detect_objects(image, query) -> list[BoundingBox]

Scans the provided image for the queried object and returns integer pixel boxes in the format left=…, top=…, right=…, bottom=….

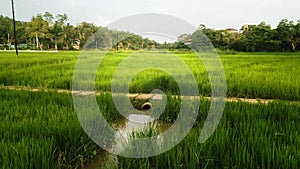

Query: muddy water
left=84, top=114, right=169, bottom=169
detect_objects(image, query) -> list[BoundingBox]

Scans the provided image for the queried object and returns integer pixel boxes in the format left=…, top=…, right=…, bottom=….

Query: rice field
left=0, top=51, right=299, bottom=100
left=0, top=51, right=299, bottom=169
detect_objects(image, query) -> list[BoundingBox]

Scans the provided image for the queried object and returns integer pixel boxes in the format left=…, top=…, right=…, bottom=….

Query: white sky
left=1, top=0, right=300, bottom=30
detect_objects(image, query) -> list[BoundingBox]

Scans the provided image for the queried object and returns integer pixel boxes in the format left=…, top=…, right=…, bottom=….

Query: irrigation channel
left=2, top=85, right=300, bottom=168
left=83, top=113, right=170, bottom=169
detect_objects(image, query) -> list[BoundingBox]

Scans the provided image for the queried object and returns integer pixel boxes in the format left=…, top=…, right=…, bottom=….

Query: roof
left=225, top=28, right=238, bottom=31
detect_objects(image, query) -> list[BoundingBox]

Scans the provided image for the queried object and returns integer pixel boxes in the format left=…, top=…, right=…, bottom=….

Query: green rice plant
left=0, top=51, right=299, bottom=100
left=116, top=100, right=300, bottom=169
left=0, top=51, right=300, bottom=168
left=0, top=89, right=120, bottom=169
left=0, top=88, right=299, bottom=168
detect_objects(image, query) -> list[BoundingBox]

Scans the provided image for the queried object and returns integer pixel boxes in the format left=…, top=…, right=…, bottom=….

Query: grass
left=117, top=100, right=300, bottom=169
left=0, top=51, right=299, bottom=100
left=0, top=89, right=120, bottom=169
left=0, top=88, right=299, bottom=168
left=0, top=51, right=299, bottom=168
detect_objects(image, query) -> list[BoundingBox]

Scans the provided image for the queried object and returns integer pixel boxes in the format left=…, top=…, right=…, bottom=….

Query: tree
left=76, top=22, right=98, bottom=48
left=276, top=19, right=300, bottom=51
left=92, top=27, right=110, bottom=49
left=198, top=24, right=207, bottom=30
left=16, top=21, right=28, bottom=45
left=0, top=15, right=13, bottom=46
left=231, top=22, right=280, bottom=52
left=170, top=41, right=190, bottom=50
left=43, top=12, right=54, bottom=26
left=26, top=13, right=52, bottom=50
left=191, top=30, right=213, bottom=51
left=295, top=20, right=300, bottom=51
left=54, top=14, right=72, bottom=49
left=191, top=25, right=215, bottom=51
left=178, top=33, right=191, bottom=42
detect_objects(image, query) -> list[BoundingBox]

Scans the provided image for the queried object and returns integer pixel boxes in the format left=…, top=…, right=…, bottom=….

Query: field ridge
left=2, top=85, right=299, bottom=105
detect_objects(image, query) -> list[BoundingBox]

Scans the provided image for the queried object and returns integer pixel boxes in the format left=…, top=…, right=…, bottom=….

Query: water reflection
left=84, top=114, right=169, bottom=169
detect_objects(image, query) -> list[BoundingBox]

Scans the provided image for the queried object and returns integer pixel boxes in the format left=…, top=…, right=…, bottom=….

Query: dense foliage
left=190, top=21, right=300, bottom=52
left=0, top=13, right=160, bottom=50
left=1, top=13, right=300, bottom=52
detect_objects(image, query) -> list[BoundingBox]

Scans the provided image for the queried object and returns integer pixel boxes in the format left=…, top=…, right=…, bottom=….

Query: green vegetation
left=0, top=13, right=161, bottom=51
left=0, top=90, right=90, bottom=168
left=0, top=89, right=125, bottom=169
left=118, top=100, right=300, bottom=169
left=189, top=20, right=300, bottom=52
left=0, top=89, right=299, bottom=168
left=0, top=51, right=299, bottom=100
left=1, top=13, right=300, bottom=52
left=0, top=51, right=299, bottom=168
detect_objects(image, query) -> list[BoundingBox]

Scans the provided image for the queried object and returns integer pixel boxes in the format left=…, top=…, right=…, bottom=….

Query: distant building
left=241, top=24, right=250, bottom=32
left=72, top=39, right=80, bottom=50
left=72, top=44, right=80, bottom=50
left=183, top=39, right=192, bottom=45
left=224, top=28, right=239, bottom=33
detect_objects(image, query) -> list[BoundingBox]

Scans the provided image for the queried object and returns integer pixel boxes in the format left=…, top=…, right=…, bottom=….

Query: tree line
left=0, top=12, right=160, bottom=50
left=187, top=20, right=300, bottom=52
left=1, top=12, right=300, bottom=52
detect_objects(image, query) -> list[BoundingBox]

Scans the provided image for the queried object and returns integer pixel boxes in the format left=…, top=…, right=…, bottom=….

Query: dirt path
left=1, top=85, right=298, bottom=104
left=127, top=93, right=276, bottom=104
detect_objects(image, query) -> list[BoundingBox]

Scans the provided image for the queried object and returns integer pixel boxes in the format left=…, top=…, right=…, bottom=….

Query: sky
left=1, top=0, right=300, bottom=30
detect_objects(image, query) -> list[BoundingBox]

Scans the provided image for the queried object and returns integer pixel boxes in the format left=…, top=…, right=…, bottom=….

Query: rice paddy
left=0, top=51, right=299, bottom=100
left=0, top=51, right=299, bottom=168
